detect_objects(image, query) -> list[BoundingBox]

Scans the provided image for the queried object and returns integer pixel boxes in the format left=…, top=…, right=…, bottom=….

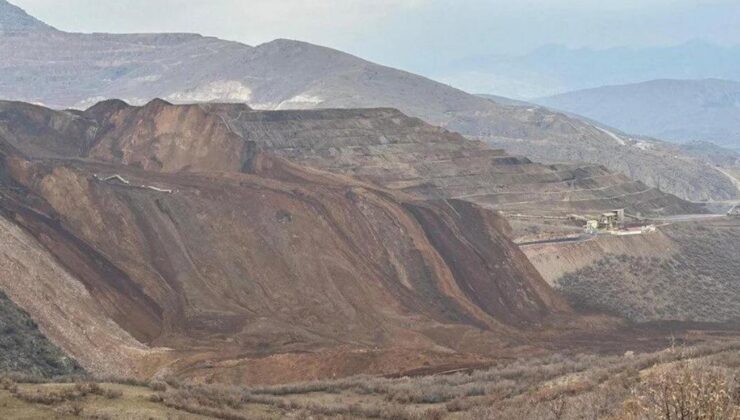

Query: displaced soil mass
left=0, top=99, right=737, bottom=388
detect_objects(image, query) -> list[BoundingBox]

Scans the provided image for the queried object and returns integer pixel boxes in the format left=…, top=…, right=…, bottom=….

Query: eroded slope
left=0, top=99, right=580, bottom=383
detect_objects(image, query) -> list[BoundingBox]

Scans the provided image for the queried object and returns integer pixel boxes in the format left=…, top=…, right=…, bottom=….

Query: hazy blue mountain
left=0, top=0, right=55, bottom=33
left=538, top=79, right=740, bottom=151
left=439, top=41, right=740, bottom=99
left=679, top=141, right=740, bottom=167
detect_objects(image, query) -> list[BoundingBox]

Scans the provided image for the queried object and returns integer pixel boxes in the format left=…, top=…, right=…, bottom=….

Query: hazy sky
left=12, top=0, right=740, bottom=74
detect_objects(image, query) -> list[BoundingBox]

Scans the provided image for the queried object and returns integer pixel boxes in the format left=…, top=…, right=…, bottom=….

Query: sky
left=12, top=0, right=740, bottom=75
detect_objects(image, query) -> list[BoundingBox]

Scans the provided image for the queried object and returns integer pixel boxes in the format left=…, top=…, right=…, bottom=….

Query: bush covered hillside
left=0, top=290, right=82, bottom=377
left=556, top=220, right=740, bottom=323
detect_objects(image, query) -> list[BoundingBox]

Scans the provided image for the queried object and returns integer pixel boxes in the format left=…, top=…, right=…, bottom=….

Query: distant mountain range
left=679, top=141, right=740, bottom=167
left=0, top=0, right=736, bottom=201
left=437, top=42, right=740, bottom=99
left=537, top=79, right=740, bottom=151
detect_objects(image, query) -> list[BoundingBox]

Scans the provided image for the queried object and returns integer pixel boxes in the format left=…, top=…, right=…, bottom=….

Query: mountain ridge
left=0, top=1, right=735, bottom=202
left=538, top=78, right=740, bottom=151
left=0, top=0, right=55, bottom=33
left=439, top=41, right=740, bottom=99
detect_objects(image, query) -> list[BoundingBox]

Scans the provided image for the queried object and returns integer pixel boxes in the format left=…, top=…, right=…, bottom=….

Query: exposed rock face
left=0, top=207, right=156, bottom=378
left=0, top=99, right=584, bottom=383
left=86, top=99, right=252, bottom=172
left=0, top=1, right=735, bottom=201
left=62, top=99, right=700, bottom=217
left=2, top=98, right=693, bottom=218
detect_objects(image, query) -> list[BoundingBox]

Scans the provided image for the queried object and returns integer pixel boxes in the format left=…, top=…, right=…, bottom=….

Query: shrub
left=625, top=362, right=738, bottom=420
left=446, top=397, right=470, bottom=412
left=102, top=388, right=123, bottom=399
left=0, top=375, right=15, bottom=390
left=75, top=382, right=102, bottom=396
left=13, top=388, right=80, bottom=405
left=66, top=402, right=84, bottom=416
left=149, top=381, right=167, bottom=392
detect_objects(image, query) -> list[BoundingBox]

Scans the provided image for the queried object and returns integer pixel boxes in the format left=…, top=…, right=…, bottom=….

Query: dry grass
left=138, top=340, right=740, bottom=419
left=7, top=381, right=123, bottom=406
left=2, top=340, right=738, bottom=419
left=623, top=361, right=738, bottom=419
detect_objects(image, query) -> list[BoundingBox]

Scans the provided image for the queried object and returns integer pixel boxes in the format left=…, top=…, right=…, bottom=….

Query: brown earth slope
left=74, top=99, right=697, bottom=218
left=0, top=99, right=588, bottom=384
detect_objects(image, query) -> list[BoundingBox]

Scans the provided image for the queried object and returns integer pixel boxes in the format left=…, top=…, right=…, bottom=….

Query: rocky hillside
left=73, top=99, right=700, bottom=216
left=477, top=98, right=739, bottom=202
left=679, top=141, right=740, bottom=167
left=0, top=1, right=734, bottom=202
left=0, top=99, right=588, bottom=384
left=216, top=105, right=700, bottom=217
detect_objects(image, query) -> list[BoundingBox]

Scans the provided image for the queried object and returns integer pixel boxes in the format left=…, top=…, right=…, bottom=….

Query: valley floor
left=1, top=339, right=738, bottom=419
